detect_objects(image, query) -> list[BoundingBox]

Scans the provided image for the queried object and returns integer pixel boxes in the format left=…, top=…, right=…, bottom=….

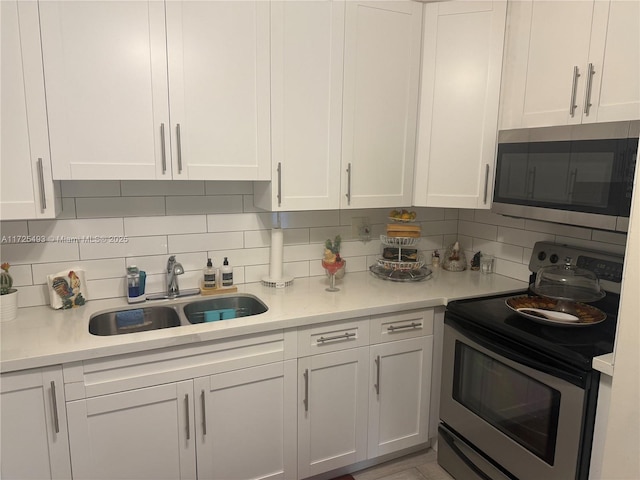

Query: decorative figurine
left=442, top=241, right=467, bottom=272
left=471, top=251, right=482, bottom=271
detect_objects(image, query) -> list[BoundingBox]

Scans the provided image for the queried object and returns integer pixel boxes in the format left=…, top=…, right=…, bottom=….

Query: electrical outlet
left=352, top=217, right=371, bottom=241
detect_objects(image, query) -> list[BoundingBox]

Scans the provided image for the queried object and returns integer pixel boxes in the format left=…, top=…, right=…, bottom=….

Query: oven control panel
left=529, top=241, right=624, bottom=293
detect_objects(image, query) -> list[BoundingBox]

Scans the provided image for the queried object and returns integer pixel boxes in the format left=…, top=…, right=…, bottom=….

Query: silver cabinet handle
left=277, top=162, right=282, bottom=207
left=176, top=124, right=183, bottom=174
left=483, top=164, right=490, bottom=204
left=50, top=381, right=60, bottom=434
left=317, top=332, right=356, bottom=344
left=374, top=355, right=381, bottom=395
left=185, top=394, right=190, bottom=440
left=201, top=390, right=207, bottom=436
left=36, top=158, right=47, bottom=212
left=387, top=322, right=422, bottom=332
left=569, top=66, right=580, bottom=117
left=303, top=369, right=309, bottom=412
left=160, top=123, right=167, bottom=174
left=346, top=163, right=352, bottom=205
left=584, top=63, right=595, bottom=115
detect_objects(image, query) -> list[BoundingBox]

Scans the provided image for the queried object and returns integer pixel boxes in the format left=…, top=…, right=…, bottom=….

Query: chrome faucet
left=167, top=255, right=184, bottom=297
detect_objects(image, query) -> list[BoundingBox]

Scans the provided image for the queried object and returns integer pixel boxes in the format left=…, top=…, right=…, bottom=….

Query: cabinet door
left=195, top=361, right=297, bottom=480
left=414, top=1, right=506, bottom=209
left=39, top=1, right=170, bottom=180
left=1, top=1, right=59, bottom=220
left=1, top=366, right=71, bottom=480
left=166, top=1, right=270, bottom=181
left=341, top=1, right=422, bottom=209
left=298, top=347, right=369, bottom=478
left=500, top=0, right=594, bottom=128
left=368, top=336, right=433, bottom=458
left=254, top=0, right=345, bottom=210
left=585, top=0, right=640, bottom=123
left=66, top=381, right=196, bottom=480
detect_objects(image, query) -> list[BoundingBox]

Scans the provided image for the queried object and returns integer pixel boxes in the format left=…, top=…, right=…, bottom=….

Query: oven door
left=440, top=319, right=589, bottom=480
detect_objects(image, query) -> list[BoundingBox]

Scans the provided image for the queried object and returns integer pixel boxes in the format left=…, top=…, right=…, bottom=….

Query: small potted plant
left=322, top=235, right=345, bottom=292
left=1, top=263, right=18, bottom=322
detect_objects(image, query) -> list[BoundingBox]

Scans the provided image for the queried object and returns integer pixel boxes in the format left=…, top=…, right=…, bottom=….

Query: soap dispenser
left=203, top=258, right=217, bottom=290
left=221, top=257, right=233, bottom=287
left=127, top=266, right=146, bottom=303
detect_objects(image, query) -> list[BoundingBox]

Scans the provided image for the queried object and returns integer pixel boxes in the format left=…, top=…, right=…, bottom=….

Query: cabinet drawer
left=297, top=317, right=370, bottom=356
left=369, top=309, right=434, bottom=344
left=64, top=331, right=286, bottom=400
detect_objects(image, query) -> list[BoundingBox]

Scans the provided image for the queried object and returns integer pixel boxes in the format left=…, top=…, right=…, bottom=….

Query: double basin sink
left=89, top=294, right=268, bottom=336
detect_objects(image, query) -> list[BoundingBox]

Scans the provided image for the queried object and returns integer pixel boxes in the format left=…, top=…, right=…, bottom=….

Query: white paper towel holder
left=261, top=276, right=294, bottom=289
left=262, top=226, right=294, bottom=288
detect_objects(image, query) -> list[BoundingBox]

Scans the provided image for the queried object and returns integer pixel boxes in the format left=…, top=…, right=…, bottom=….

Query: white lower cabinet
left=297, top=347, right=370, bottom=478
left=195, top=361, right=297, bottom=480
left=0, top=366, right=72, bottom=480
left=297, top=309, right=435, bottom=478
left=66, top=381, right=196, bottom=480
left=57, top=310, right=435, bottom=480
left=66, top=363, right=297, bottom=480
left=368, top=336, right=433, bottom=458
left=63, top=331, right=294, bottom=480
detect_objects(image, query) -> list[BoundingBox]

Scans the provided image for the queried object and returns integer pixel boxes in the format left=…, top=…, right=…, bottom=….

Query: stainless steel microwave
left=492, top=121, right=639, bottom=232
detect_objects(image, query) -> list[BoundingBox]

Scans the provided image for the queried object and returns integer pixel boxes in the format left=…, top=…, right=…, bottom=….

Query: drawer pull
left=317, top=332, right=356, bottom=344
left=50, top=381, right=60, bottom=434
left=388, top=322, right=422, bottom=332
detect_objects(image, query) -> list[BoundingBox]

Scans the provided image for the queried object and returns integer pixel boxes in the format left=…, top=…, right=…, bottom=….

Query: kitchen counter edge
left=0, top=270, right=527, bottom=373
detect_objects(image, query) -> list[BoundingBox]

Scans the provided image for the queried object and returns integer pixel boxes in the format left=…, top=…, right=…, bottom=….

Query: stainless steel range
left=438, top=241, right=624, bottom=480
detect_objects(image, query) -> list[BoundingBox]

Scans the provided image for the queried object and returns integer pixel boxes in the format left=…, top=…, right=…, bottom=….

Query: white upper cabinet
left=257, top=0, right=421, bottom=212
left=585, top=0, right=640, bottom=123
left=413, top=1, right=507, bottom=209
left=341, top=1, right=422, bottom=209
left=40, top=1, right=170, bottom=180
left=40, top=0, right=270, bottom=181
left=500, top=0, right=640, bottom=129
left=166, top=1, right=271, bottom=180
left=254, top=0, right=345, bottom=211
left=1, top=1, right=60, bottom=220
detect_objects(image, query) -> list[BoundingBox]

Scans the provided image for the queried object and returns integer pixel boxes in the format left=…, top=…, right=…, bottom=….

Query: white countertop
left=0, top=269, right=527, bottom=373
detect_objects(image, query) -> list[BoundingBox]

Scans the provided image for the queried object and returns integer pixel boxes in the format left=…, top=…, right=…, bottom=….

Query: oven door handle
left=439, top=427, right=496, bottom=480
left=448, top=318, right=587, bottom=387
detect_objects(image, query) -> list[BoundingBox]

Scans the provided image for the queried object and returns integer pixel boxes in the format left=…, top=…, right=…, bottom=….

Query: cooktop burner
left=447, top=291, right=619, bottom=371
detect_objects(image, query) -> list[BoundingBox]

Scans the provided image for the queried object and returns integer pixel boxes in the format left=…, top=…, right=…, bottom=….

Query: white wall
left=597, top=141, right=640, bottom=479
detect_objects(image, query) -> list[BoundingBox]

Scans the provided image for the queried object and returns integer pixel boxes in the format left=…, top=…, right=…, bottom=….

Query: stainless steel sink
left=89, top=306, right=181, bottom=336
left=182, top=294, right=268, bottom=324
left=88, top=294, right=268, bottom=335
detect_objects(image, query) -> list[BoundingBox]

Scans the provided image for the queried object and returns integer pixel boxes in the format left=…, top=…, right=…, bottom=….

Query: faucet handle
left=167, top=255, right=177, bottom=273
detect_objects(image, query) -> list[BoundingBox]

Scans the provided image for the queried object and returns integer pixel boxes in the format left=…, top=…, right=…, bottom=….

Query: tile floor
left=351, top=449, right=454, bottom=480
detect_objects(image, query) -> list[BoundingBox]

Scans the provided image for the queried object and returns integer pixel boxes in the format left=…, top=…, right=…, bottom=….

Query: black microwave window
left=452, top=341, right=561, bottom=465
left=493, top=138, right=629, bottom=216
